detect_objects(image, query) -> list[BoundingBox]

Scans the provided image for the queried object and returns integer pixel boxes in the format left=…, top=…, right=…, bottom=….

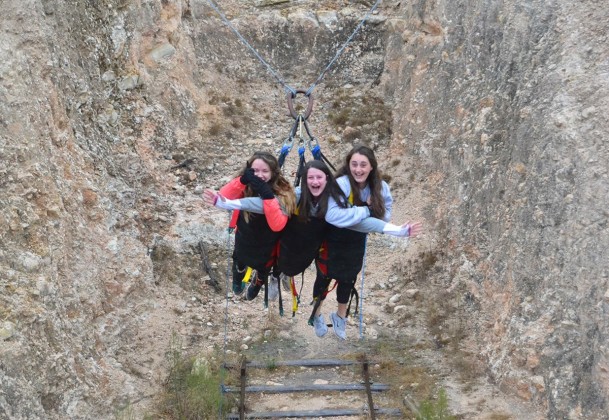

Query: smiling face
left=348, top=152, right=372, bottom=187
left=250, top=158, right=272, bottom=182
left=306, top=167, right=328, bottom=198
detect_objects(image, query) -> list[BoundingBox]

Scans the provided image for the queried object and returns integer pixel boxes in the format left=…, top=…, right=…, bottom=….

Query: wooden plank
left=362, top=359, right=376, bottom=420
left=245, top=358, right=361, bottom=368
left=239, top=357, right=246, bottom=420
left=224, top=383, right=390, bottom=393
left=226, top=407, right=403, bottom=418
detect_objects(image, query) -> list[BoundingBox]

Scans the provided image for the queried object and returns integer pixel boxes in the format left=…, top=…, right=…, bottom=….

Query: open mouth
left=310, top=186, right=322, bottom=195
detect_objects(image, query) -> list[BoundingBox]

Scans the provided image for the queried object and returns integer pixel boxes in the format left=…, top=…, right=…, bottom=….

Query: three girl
left=204, top=146, right=422, bottom=339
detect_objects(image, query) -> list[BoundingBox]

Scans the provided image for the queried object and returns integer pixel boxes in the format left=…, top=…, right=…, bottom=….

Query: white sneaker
left=280, top=273, right=291, bottom=292
left=330, top=312, right=347, bottom=340
left=267, top=275, right=279, bottom=301
left=313, top=315, right=328, bottom=337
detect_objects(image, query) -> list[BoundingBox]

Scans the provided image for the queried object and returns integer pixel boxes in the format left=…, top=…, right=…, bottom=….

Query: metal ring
left=286, top=89, right=314, bottom=120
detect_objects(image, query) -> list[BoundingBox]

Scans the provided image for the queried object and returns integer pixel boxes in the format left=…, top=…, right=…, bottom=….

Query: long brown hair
left=336, top=145, right=386, bottom=218
left=239, top=151, right=296, bottom=219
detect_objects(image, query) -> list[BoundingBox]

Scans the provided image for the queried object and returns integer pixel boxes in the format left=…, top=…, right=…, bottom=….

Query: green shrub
left=416, top=389, right=455, bottom=420
left=159, top=334, right=233, bottom=418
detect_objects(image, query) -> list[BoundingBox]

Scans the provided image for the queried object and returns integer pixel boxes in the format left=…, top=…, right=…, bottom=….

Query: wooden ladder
left=224, top=357, right=402, bottom=419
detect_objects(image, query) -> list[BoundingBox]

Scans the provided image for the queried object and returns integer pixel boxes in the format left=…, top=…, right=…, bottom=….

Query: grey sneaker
left=313, top=314, right=328, bottom=337
left=280, top=273, right=291, bottom=292
left=268, top=275, right=279, bottom=301
left=330, top=312, right=347, bottom=340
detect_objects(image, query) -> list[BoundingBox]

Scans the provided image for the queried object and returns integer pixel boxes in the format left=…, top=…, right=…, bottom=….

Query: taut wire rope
left=204, top=0, right=383, bottom=96
left=219, top=211, right=233, bottom=419
left=358, top=236, right=368, bottom=340
left=204, top=0, right=295, bottom=95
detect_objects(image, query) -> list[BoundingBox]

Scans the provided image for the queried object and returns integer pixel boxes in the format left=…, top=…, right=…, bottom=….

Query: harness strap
left=242, top=266, right=253, bottom=284
left=290, top=276, right=298, bottom=316
left=277, top=274, right=283, bottom=316
left=263, top=275, right=268, bottom=309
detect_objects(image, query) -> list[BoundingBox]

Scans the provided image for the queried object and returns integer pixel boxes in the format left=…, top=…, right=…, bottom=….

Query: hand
left=240, top=167, right=257, bottom=185
left=204, top=190, right=240, bottom=210
left=407, top=222, right=423, bottom=237
left=203, top=189, right=219, bottom=206
left=382, top=221, right=423, bottom=237
left=249, top=177, right=274, bottom=199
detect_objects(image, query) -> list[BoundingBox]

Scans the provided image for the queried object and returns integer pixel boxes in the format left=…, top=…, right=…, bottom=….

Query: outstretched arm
left=325, top=195, right=371, bottom=228
left=347, top=218, right=423, bottom=237
left=204, top=190, right=265, bottom=212
left=204, top=189, right=287, bottom=232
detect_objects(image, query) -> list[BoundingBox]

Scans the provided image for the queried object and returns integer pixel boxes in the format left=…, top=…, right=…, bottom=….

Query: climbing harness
left=290, top=273, right=305, bottom=317
left=308, top=193, right=368, bottom=336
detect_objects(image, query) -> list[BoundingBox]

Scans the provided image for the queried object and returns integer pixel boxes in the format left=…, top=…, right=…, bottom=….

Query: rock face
left=0, top=0, right=607, bottom=418
left=386, top=1, right=609, bottom=417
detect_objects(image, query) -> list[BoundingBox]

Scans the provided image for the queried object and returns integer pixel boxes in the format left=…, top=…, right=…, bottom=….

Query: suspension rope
left=204, top=0, right=296, bottom=95
left=204, top=0, right=383, bottom=97
left=219, top=212, right=233, bottom=418
left=306, top=0, right=382, bottom=96
left=358, top=236, right=368, bottom=340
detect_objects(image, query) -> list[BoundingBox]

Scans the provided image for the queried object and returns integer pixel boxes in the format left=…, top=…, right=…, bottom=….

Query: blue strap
left=311, top=144, right=322, bottom=160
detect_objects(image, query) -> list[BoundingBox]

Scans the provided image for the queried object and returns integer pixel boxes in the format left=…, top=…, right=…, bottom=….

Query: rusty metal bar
left=362, top=359, right=376, bottom=420
left=239, top=357, right=246, bottom=420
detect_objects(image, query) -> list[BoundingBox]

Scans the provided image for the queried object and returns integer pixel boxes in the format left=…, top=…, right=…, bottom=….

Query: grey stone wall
left=384, top=0, right=608, bottom=417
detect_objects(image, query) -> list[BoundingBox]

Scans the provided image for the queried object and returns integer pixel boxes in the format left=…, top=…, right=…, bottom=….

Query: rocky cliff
left=1, top=0, right=607, bottom=418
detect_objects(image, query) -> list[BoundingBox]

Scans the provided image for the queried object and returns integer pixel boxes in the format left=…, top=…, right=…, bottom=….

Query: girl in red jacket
left=215, top=151, right=296, bottom=300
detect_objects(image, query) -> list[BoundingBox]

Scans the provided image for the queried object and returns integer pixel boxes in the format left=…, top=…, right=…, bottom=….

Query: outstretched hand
left=406, top=221, right=423, bottom=237
left=382, top=221, right=424, bottom=238
left=203, top=189, right=222, bottom=206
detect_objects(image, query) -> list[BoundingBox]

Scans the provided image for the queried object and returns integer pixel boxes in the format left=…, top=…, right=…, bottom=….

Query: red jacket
left=219, top=177, right=287, bottom=232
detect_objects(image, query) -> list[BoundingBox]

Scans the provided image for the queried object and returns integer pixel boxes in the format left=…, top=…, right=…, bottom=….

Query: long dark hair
left=336, top=144, right=385, bottom=218
left=297, top=160, right=348, bottom=222
left=239, top=151, right=296, bottom=219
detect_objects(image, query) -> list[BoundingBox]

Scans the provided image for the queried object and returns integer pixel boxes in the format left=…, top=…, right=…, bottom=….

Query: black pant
left=312, top=267, right=356, bottom=305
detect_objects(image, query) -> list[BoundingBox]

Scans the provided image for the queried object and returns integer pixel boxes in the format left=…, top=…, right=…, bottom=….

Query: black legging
left=312, top=268, right=356, bottom=305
